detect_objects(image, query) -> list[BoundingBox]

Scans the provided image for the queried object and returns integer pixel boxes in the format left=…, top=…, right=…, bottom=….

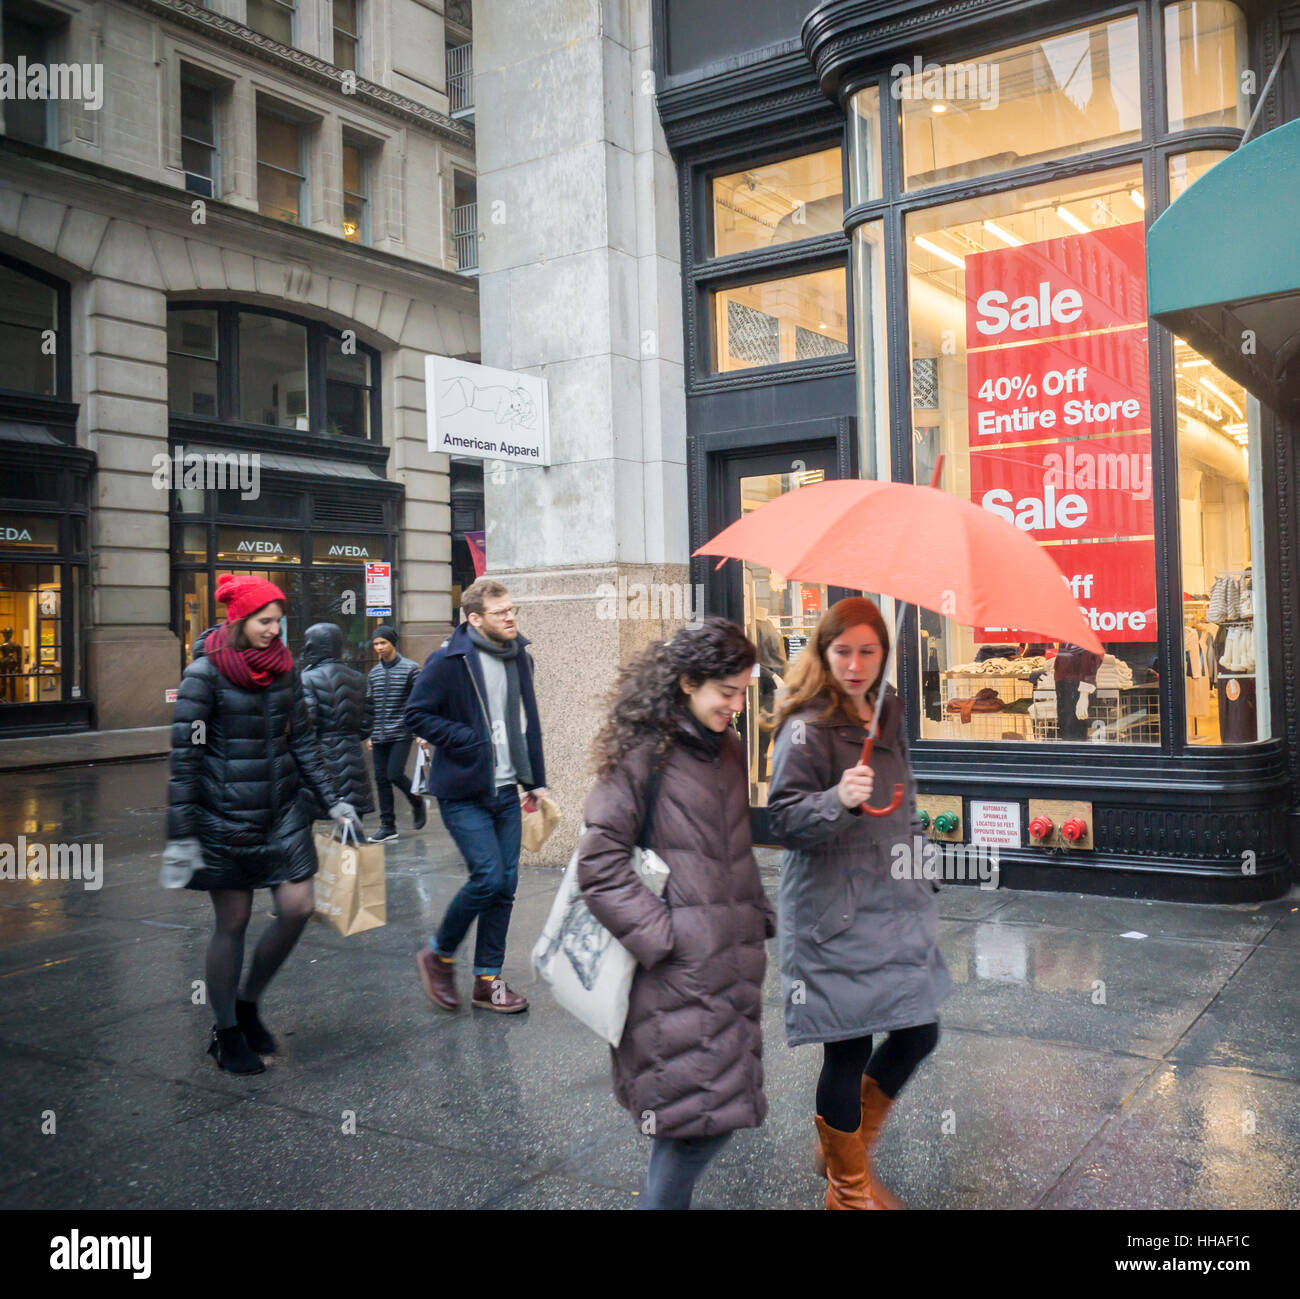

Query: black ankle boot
left=207, top=1024, right=266, bottom=1074
left=234, top=999, right=277, bottom=1054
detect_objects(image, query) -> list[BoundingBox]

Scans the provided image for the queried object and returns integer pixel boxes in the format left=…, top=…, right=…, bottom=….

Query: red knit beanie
left=216, top=573, right=287, bottom=622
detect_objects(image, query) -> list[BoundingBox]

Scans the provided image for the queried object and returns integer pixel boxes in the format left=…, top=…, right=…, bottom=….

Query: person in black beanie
left=365, top=624, right=425, bottom=842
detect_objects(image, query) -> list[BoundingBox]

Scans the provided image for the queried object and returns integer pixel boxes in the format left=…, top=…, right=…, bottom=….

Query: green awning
left=1147, top=117, right=1300, bottom=412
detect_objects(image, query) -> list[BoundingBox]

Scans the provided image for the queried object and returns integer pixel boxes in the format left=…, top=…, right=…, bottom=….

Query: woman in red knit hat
left=164, top=574, right=359, bottom=1073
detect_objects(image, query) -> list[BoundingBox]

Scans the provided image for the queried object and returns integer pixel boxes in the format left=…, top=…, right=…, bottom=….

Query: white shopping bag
left=531, top=824, right=669, bottom=1047
left=411, top=743, right=429, bottom=795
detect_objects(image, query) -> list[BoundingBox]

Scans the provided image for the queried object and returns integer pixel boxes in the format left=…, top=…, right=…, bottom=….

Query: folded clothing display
left=947, top=655, right=1048, bottom=678
left=1095, top=653, right=1134, bottom=688
left=945, top=686, right=1004, bottom=723
left=1219, top=624, right=1256, bottom=673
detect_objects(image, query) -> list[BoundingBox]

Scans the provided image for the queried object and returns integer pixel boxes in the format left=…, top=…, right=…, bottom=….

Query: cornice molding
left=119, top=0, right=474, bottom=147
left=802, top=0, right=1076, bottom=101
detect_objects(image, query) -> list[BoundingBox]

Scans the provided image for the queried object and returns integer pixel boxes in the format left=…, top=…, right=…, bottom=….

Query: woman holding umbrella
left=767, top=596, right=950, bottom=1211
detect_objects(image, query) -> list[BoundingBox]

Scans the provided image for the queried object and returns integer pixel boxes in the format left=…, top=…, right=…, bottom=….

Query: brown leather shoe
left=814, top=1115, right=888, bottom=1210
left=471, top=975, right=528, bottom=1013
left=812, top=1075, right=905, bottom=1208
left=416, top=950, right=460, bottom=1011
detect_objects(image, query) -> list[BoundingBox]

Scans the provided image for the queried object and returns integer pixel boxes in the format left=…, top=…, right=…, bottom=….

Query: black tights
left=817, top=1022, right=940, bottom=1132
left=206, top=883, right=315, bottom=1029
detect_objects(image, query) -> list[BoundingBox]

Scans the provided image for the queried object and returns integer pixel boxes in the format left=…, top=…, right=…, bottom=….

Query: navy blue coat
left=403, top=622, right=546, bottom=802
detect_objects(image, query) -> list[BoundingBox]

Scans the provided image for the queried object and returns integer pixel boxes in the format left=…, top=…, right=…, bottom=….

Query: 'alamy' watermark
left=0, top=59, right=103, bottom=112
left=890, top=57, right=999, bottom=110
left=595, top=578, right=704, bottom=628
left=1, top=838, right=103, bottom=891
left=151, top=444, right=261, bottom=500
left=891, top=836, right=1000, bottom=889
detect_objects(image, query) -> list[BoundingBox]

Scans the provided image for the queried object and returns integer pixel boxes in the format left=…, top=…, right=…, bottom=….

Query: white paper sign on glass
left=969, top=799, right=1022, bottom=847
left=425, top=356, right=550, bottom=467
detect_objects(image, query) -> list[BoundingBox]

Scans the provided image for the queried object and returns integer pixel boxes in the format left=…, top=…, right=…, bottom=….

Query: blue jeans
left=641, top=1133, right=732, bottom=1210
left=431, top=785, right=521, bottom=976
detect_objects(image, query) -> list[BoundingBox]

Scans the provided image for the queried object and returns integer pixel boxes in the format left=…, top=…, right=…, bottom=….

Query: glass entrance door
left=718, top=443, right=844, bottom=821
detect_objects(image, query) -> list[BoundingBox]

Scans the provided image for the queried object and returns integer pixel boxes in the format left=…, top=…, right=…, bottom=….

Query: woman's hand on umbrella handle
left=861, top=782, right=906, bottom=818
left=837, top=764, right=874, bottom=808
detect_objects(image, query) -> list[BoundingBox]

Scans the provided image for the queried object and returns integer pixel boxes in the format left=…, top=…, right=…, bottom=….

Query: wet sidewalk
left=1, top=759, right=1297, bottom=1210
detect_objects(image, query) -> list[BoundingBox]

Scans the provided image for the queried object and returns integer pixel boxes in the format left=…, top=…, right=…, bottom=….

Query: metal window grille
left=453, top=201, right=478, bottom=271
left=447, top=42, right=473, bottom=114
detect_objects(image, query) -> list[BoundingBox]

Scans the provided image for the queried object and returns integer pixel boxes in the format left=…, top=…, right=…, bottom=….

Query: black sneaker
left=411, top=798, right=428, bottom=831
left=370, top=830, right=399, bottom=844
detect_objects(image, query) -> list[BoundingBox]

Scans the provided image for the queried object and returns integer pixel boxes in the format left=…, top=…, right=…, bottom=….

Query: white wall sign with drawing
left=425, top=356, right=550, bottom=466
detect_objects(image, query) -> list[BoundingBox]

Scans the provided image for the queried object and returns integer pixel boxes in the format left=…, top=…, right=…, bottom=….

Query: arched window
left=166, top=303, right=380, bottom=440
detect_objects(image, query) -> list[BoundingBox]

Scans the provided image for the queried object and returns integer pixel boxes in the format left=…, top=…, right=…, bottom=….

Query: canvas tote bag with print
left=313, top=820, right=386, bottom=936
left=532, top=762, right=668, bottom=1046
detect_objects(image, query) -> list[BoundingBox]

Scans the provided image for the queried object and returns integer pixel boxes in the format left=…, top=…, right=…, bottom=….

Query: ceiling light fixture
left=1129, top=189, right=1145, bottom=211
left=1055, top=205, right=1090, bottom=235
left=914, top=235, right=966, bottom=269
left=982, top=220, right=1022, bottom=246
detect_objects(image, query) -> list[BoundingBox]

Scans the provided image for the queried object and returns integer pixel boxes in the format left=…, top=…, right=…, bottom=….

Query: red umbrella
left=695, top=458, right=1104, bottom=815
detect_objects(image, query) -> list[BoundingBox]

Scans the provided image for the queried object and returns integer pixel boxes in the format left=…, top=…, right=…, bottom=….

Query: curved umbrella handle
left=858, top=735, right=904, bottom=818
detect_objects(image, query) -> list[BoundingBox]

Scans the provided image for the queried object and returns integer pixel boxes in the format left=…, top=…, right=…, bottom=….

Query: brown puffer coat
left=576, top=716, right=776, bottom=1140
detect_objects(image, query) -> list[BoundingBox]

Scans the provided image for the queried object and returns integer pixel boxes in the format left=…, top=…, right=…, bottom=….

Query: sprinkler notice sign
left=965, top=224, right=1156, bottom=643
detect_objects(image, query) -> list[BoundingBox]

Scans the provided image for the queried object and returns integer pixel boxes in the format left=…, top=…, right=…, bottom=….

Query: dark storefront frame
left=0, top=254, right=93, bottom=736
left=657, top=0, right=1297, bottom=899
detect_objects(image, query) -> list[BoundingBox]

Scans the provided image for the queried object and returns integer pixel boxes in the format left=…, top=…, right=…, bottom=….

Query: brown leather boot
left=812, top=1075, right=905, bottom=1208
left=814, top=1115, right=887, bottom=1210
left=416, top=950, right=460, bottom=1011
left=859, top=1074, right=905, bottom=1209
left=471, top=975, right=528, bottom=1013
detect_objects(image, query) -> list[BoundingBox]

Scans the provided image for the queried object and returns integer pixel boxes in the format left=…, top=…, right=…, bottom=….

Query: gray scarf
left=468, top=627, right=532, bottom=785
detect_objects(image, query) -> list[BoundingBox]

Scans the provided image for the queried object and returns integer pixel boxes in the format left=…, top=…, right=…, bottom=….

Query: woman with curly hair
left=576, top=616, right=776, bottom=1210
left=767, top=596, right=950, bottom=1210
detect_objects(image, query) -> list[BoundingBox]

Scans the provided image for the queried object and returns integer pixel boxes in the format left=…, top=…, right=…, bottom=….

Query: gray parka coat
left=576, top=717, right=776, bottom=1140
left=767, top=688, right=952, bottom=1046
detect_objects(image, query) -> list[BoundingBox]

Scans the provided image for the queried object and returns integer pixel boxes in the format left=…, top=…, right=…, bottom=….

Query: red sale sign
left=965, top=224, right=1147, bottom=346
left=977, top=539, right=1158, bottom=643
left=968, top=327, right=1149, bottom=446
left=970, top=434, right=1155, bottom=542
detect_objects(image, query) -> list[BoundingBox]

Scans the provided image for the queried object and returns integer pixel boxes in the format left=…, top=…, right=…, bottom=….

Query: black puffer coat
left=576, top=716, right=776, bottom=1140
left=300, top=623, right=374, bottom=817
left=167, top=629, right=339, bottom=890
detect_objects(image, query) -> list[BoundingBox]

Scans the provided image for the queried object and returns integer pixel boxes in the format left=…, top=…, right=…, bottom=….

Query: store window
left=853, top=221, right=889, bottom=479
left=0, top=262, right=59, bottom=396
left=1169, top=149, right=1231, bottom=201
left=342, top=139, right=369, bottom=244
left=325, top=343, right=372, bottom=437
left=1175, top=339, right=1268, bottom=743
left=711, top=148, right=843, bottom=256
left=333, top=0, right=360, bottom=72
left=1164, top=2, right=1249, bottom=131
left=899, top=17, right=1141, bottom=190
left=238, top=314, right=308, bottom=429
left=180, top=76, right=219, bottom=198
left=0, top=562, right=62, bottom=704
left=740, top=469, right=830, bottom=807
left=712, top=269, right=848, bottom=373
left=257, top=109, right=306, bottom=225
left=848, top=88, right=882, bottom=205
left=905, top=165, right=1159, bottom=744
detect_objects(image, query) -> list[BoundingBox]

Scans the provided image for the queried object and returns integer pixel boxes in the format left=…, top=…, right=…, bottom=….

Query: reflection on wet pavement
left=0, top=759, right=1296, bottom=1209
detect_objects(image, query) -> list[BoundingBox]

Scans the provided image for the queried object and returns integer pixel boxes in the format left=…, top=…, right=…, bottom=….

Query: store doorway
left=715, top=441, right=850, bottom=839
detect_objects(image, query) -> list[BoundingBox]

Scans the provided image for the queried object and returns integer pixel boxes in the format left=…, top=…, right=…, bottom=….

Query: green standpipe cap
left=917, top=809, right=931, bottom=829
left=934, top=811, right=959, bottom=834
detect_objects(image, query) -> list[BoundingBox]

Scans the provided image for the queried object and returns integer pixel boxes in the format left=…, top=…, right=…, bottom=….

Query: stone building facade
left=0, top=0, right=478, bottom=736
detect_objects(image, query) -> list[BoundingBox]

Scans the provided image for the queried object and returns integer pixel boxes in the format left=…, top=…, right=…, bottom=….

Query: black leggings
left=817, top=1022, right=939, bottom=1132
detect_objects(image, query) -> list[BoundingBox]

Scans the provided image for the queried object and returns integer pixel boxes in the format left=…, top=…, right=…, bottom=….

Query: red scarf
left=204, top=625, right=294, bottom=688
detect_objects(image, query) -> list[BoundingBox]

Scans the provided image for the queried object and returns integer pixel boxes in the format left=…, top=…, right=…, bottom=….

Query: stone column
left=475, top=0, right=689, bottom=862
left=84, top=223, right=178, bottom=729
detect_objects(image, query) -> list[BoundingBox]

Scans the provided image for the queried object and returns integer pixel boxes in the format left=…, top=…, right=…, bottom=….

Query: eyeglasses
left=483, top=606, right=518, bottom=617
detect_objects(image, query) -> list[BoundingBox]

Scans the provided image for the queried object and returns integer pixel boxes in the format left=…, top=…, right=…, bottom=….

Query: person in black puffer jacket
left=301, top=622, right=375, bottom=823
left=163, top=574, right=358, bottom=1075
